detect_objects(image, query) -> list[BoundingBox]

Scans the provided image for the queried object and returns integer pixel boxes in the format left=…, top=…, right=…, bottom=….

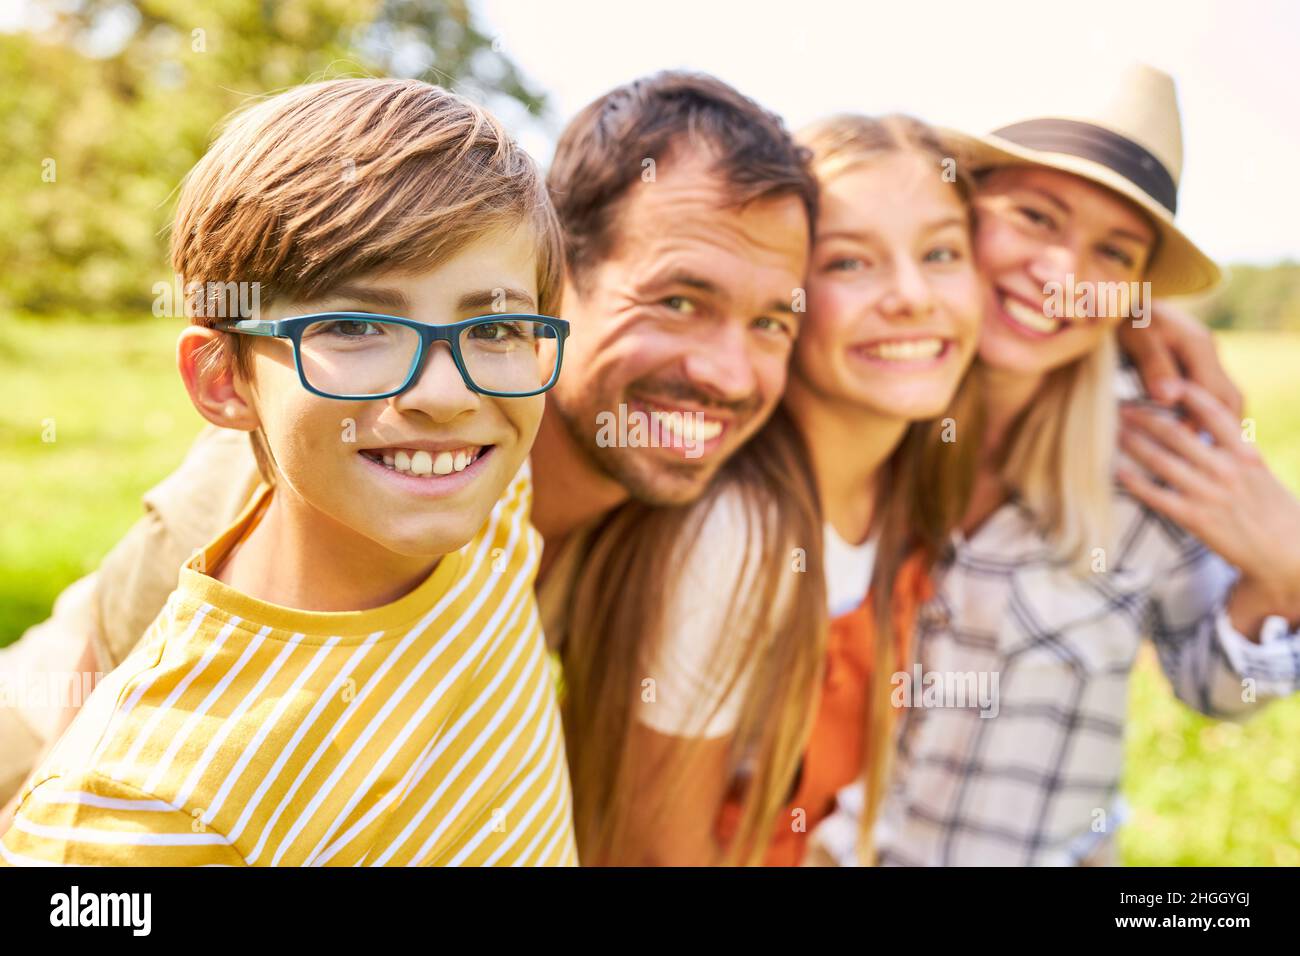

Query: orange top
left=716, top=552, right=933, bottom=866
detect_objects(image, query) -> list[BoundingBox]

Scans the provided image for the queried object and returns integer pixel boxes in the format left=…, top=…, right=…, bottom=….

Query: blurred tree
left=1139, top=259, right=1300, bottom=332
left=1195, top=262, right=1300, bottom=333
left=0, top=0, right=549, bottom=316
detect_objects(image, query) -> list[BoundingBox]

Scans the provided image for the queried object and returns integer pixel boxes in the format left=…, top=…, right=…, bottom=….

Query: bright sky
left=477, top=0, right=1300, bottom=265
left=3, top=0, right=1294, bottom=263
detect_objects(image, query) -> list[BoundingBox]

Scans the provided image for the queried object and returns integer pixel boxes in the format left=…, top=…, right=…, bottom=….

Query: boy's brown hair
left=170, top=78, right=561, bottom=480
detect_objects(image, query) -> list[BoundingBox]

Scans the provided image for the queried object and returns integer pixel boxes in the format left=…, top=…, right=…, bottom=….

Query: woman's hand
left=1117, top=300, right=1244, bottom=416
left=1117, top=380, right=1300, bottom=638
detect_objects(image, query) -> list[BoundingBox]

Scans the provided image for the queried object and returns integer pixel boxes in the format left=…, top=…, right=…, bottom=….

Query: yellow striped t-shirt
left=1, top=465, right=577, bottom=866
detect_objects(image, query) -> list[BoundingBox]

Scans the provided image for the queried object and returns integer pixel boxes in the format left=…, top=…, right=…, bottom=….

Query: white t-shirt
left=824, top=524, right=878, bottom=618
left=637, top=488, right=877, bottom=739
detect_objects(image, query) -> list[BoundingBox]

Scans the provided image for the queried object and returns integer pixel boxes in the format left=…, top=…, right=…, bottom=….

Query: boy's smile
left=182, top=222, right=548, bottom=571
left=361, top=442, right=486, bottom=477
left=356, top=441, right=495, bottom=499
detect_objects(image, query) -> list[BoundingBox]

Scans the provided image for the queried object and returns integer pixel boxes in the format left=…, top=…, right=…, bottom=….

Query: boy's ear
left=177, top=327, right=260, bottom=432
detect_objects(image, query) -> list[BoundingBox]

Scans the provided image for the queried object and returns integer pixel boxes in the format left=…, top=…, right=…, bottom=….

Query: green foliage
left=0, top=0, right=546, bottom=317
left=0, top=314, right=202, bottom=639
left=1122, top=651, right=1300, bottom=866
left=1190, top=261, right=1300, bottom=332
left=1119, top=330, right=1300, bottom=865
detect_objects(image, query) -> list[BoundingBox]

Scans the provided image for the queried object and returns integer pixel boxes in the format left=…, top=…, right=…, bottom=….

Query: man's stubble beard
left=552, top=389, right=722, bottom=508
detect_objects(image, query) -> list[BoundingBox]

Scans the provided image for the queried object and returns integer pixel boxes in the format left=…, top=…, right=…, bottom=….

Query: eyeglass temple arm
left=218, top=319, right=279, bottom=336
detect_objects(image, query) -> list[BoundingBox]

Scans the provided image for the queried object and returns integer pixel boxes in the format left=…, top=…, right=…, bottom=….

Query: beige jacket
left=0, top=426, right=260, bottom=801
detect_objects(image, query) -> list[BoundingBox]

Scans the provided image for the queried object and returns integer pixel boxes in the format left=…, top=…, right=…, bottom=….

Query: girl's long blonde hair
left=789, top=114, right=983, bottom=864
left=561, top=114, right=981, bottom=866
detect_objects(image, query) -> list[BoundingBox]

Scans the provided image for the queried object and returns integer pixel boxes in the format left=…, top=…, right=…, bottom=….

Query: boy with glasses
left=1, top=78, right=577, bottom=866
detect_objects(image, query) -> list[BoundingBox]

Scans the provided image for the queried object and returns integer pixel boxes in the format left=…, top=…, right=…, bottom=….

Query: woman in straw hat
left=813, top=63, right=1300, bottom=865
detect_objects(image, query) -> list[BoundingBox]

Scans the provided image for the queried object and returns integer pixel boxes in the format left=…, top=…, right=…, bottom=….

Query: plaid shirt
left=813, top=487, right=1300, bottom=867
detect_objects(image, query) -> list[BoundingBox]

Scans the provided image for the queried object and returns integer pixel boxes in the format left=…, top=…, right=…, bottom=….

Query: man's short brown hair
left=172, top=78, right=561, bottom=327
left=546, top=71, right=818, bottom=289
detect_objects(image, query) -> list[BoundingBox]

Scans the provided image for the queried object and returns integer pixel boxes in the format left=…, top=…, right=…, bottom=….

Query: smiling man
left=531, top=75, right=814, bottom=591
left=539, top=142, right=810, bottom=512
left=0, top=71, right=818, bottom=806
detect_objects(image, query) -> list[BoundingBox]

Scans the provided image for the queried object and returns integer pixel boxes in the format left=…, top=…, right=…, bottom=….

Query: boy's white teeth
left=648, top=408, right=724, bottom=443
left=863, top=338, right=945, bottom=361
left=1002, top=294, right=1061, bottom=333
left=371, top=447, right=480, bottom=475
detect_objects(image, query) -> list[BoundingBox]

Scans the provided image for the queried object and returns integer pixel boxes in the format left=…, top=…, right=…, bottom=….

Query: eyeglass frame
left=213, top=311, right=570, bottom=401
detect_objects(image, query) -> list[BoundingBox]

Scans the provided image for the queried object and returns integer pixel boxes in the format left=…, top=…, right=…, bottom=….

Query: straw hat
left=943, top=63, right=1221, bottom=296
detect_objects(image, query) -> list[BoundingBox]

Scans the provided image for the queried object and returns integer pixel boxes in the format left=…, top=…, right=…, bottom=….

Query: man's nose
left=390, top=342, right=480, bottom=420
left=680, top=323, right=759, bottom=405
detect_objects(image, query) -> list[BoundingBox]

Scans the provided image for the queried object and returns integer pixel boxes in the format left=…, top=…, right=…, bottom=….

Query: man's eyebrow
left=323, top=284, right=410, bottom=311
left=658, top=271, right=723, bottom=297
left=458, top=287, right=537, bottom=313
left=653, top=270, right=793, bottom=315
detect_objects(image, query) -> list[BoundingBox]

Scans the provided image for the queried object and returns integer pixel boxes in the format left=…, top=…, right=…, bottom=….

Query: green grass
left=0, top=314, right=204, bottom=642
left=1119, top=332, right=1300, bottom=866
left=1, top=316, right=1298, bottom=864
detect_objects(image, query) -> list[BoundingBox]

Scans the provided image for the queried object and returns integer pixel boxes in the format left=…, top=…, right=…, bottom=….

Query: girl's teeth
left=453, top=451, right=467, bottom=472
left=383, top=453, right=394, bottom=467
left=865, top=338, right=944, bottom=361
left=433, top=451, right=454, bottom=475
left=410, top=450, right=433, bottom=476
left=394, top=450, right=411, bottom=473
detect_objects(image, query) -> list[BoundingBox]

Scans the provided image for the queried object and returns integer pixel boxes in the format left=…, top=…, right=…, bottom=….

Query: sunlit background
left=1, top=0, right=1297, bottom=865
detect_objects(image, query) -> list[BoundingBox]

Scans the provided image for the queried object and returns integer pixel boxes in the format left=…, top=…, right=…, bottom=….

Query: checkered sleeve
left=1137, top=506, right=1300, bottom=717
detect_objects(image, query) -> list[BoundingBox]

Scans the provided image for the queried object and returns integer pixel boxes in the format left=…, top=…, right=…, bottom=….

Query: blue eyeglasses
left=215, top=312, right=569, bottom=400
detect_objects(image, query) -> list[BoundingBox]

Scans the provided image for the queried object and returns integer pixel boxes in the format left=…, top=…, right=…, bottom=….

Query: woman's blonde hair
left=996, top=335, right=1118, bottom=569
left=561, top=114, right=980, bottom=866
